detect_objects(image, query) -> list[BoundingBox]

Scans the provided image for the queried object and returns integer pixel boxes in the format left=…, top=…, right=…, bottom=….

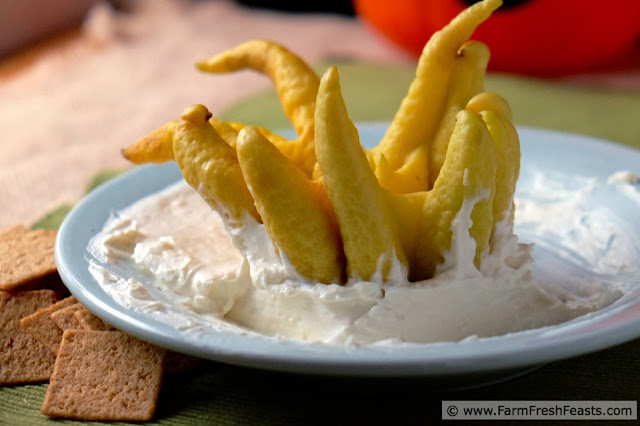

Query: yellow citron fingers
left=501, top=121, right=519, bottom=232
left=122, top=114, right=315, bottom=173
left=374, top=144, right=429, bottom=194
left=228, top=121, right=312, bottom=174
left=236, top=126, right=344, bottom=284
left=197, top=40, right=319, bottom=174
left=374, top=41, right=489, bottom=193
left=467, top=93, right=520, bottom=235
left=122, top=120, right=176, bottom=164
left=122, top=117, right=244, bottom=162
left=428, top=40, right=490, bottom=188
left=210, top=117, right=240, bottom=147
left=174, top=104, right=260, bottom=226
left=413, top=109, right=497, bottom=280
left=466, top=92, right=512, bottom=122
left=315, top=66, right=408, bottom=281
left=227, top=121, right=288, bottom=146
left=383, top=191, right=425, bottom=277
left=480, top=111, right=519, bottom=238
left=373, top=0, right=501, bottom=170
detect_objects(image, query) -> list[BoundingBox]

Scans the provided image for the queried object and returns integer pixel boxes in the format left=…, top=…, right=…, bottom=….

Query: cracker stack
left=0, top=223, right=188, bottom=422
left=42, top=330, right=166, bottom=421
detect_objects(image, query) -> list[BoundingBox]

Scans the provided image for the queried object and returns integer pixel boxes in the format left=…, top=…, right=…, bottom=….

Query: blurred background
left=3, top=0, right=640, bottom=74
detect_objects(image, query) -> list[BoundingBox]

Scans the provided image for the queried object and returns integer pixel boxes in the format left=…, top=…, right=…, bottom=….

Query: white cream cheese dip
left=88, top=169, right=637, bottom=345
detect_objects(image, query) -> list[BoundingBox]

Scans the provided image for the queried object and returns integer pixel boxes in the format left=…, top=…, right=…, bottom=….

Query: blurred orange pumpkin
left=353, top=0, right=640, bottom=75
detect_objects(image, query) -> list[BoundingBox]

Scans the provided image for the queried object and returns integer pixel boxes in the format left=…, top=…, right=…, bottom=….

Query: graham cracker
left=41, top=330, right=166, bottom=421
left=0, top=224, right=57, bottom=291
left=0, top=290, right=58, bottom=384
left=50, top=303, right=84, bottom=331
left=20, top=295, right=78, bottom=354
left=73, top=308, right=115, bottom=331
left=70, top=308, right=204, bottom=374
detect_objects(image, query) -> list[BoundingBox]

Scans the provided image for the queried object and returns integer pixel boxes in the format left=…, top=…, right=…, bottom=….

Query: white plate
left=56, top=124, right=640, bottom=387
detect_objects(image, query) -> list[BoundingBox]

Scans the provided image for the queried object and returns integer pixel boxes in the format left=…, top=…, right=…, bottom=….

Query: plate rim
left=55, top=124, right=640, bottom=377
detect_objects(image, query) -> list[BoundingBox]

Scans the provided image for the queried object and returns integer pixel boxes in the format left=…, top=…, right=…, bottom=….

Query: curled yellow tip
left=122, top=121, right=177, bottom=164
left=198, top=40, right=319, bottom=144
left=181, top=104, right=212, bottom=123
left=466, top=92, right=513, bottom=122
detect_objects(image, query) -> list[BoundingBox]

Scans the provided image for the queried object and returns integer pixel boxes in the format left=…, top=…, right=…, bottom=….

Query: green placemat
left=3, top=61, right=639, bottom=425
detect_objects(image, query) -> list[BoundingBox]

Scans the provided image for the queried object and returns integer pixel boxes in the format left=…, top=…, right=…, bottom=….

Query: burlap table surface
left=2, top=1, right=640, bottom=424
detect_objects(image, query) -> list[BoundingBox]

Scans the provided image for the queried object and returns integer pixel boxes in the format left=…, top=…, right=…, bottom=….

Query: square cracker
left=0, top=290, right=58, bottom=384
left=0, top=224, right=57, bottom=291
left=20, top=295, right=78, bottom=354
left=50, top=303, right=84, bottom=331
left=41, top=330, right=166, bottom=421
left=74, top=308, right=115, bottom=331
left=74, top=308, right=205, bottom=376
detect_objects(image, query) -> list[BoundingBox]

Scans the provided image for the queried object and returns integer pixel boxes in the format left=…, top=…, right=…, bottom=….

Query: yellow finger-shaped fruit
left=315, top=66, right=408, bottom=281
left=122, top=120, right=176, bottom=164
left=227, top=121, right=288, bottom=145
left=383, top=191, right=426, bottom=277
left=210, top=117, right=240, bottom=147
left=373, top=154, right=397, bottom=193
left=479, top=110, right=520, bottom=236
left=373, top=145, right=429, bottom=194
left=236, top=126, right=344, bottom=284
left=122, top=117, right=244, bottom=162
left=373, top=0, right=501, bottom=170
left=466, top=92, right=512, bottom=122
left=413, top=109, right=497, bottom=280
left=124, top=117, right=242, bottom=163
left=197, top=40, right=319, bottom=173
left=218, top=117, right=327, bottom=171
left=174, top=104, right=260, bottom=226
left=467, top=93, right=520, bottom=234
left=502, top=120, right=520, bottom=233
left=228, top=121, right=312, bottom=175
left=428, top=41, right=490, bottom=188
